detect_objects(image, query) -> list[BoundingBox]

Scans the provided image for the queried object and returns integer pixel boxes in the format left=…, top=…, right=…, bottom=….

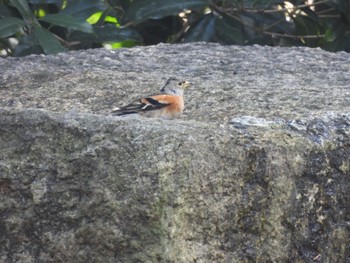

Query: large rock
left=0, top=43, right=349, bottom=262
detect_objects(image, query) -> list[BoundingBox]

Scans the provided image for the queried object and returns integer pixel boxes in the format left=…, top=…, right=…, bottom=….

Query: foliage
left=0, top=0, right=349, bottom=56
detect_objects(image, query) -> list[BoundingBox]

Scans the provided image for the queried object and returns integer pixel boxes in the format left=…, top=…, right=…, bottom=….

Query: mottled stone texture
left=0, top=43, right=349, bottom=263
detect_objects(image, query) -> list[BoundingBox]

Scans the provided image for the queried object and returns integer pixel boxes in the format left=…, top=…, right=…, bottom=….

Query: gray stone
left=0, top=43, right=349, bottom=262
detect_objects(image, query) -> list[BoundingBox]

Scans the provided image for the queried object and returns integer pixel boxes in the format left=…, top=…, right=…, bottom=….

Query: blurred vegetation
left=0, top=0, right=349, bottom=56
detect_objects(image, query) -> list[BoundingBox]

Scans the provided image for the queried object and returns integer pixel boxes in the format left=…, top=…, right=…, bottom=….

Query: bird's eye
left=177, top=82, right=182, bottom=86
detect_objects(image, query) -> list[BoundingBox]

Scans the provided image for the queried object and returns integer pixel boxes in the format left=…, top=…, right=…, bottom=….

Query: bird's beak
left=183, top=81, right=191, bottom=89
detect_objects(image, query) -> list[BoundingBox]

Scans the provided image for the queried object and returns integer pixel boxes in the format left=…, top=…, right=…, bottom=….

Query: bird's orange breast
left=150, top=94, right=184, bottom=114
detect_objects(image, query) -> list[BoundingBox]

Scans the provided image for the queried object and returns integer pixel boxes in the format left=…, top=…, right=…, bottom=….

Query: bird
left=111, top=78, right=190, bottom=119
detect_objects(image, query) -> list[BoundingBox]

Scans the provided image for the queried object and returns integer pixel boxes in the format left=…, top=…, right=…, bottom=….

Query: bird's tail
left=111, top=103, right=143, bottom=116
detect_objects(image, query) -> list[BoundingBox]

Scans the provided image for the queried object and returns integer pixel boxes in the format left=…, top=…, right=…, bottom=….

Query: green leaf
left=215, top=14, right=244, bottom=45
left=237, top=0, right=284, bottom=8
left=107, top=0, right=132, bottom=12
left=323, top=28, right=336, bottom=43
left=28, top=0, right=62, bottom=4
left=35, top=27, right=67, bottom=54
left=260, top=13, right=294, bottom=34
left=10, top=0, right=39, bottom=25
left=13, top=33, right=42, bottom=57
left=329, top=0, right=350, bottom=23
left=299, top=6, right=320, bottom=22
left=60, top=0, right=105, bottom=20
left=294, top=13, right=325, bottom=34
left=322, top=30, right=350, bottom=52
left=39, top=14, right=93, bottom=33
left=0, top=4, right=18, bottom=17
left=0, top=17, right=25, bottom=38
left=182, top=13, right=216, bottom=42
left=125, top=0, right=209, bottom=24
left=293, top=14, right=325, bottom=46
left=68, top=24, right=142, bottom=43
left=322, top=17, right=349, bottom=51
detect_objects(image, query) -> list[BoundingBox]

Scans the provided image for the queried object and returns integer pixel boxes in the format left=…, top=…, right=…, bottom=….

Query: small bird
left=112, top=78, right=190, bottom=119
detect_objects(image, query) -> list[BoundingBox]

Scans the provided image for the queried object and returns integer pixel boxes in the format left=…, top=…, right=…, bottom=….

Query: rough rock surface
left=0, top=43, right=349, bottom=263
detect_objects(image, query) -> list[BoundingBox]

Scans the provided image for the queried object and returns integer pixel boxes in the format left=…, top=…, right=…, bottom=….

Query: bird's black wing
left=112, top=97, right=169, bottom=116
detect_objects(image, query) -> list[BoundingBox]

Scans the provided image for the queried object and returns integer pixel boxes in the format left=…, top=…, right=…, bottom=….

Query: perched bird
left=112, top=78, right=190, bottom=119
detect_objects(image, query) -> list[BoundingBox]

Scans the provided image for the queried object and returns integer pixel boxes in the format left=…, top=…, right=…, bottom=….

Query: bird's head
left=160, top=78, right=190, bottom=96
